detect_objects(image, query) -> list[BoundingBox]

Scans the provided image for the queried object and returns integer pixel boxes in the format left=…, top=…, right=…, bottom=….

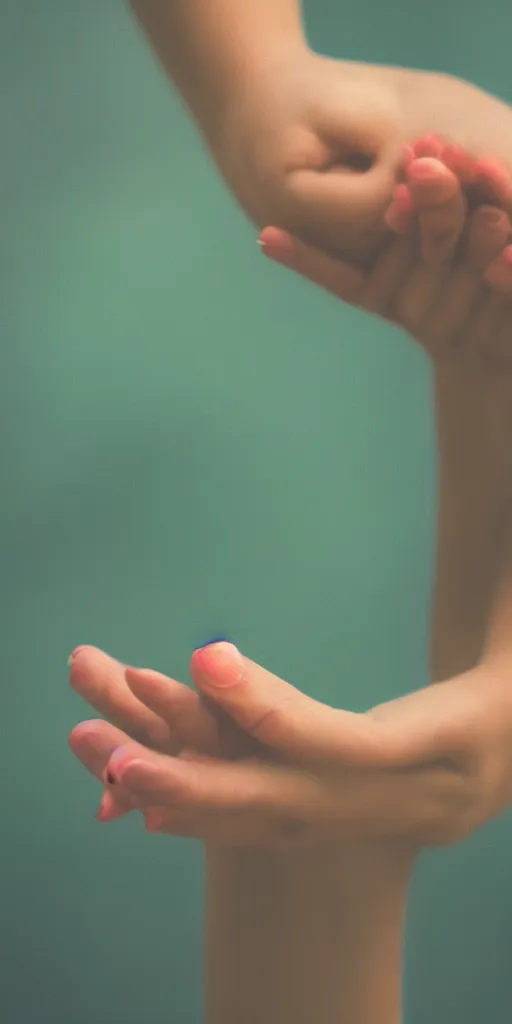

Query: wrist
left=205, top=841, right=415, bottom=1024
left=131, top=0, right=308, bottom=137
left=198, top=36, right=310, bottom=149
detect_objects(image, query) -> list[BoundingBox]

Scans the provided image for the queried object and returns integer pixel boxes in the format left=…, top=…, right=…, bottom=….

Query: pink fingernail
left=192, top=642, right=244, bottom=688
left=68, top=645, right=90, bottom=666
left=412, top=135, right=444, bottom=160
left=408, top=158, right=444, bottom=183
left=258, top=227, right=295, bottom=257
left=96, top=790, right=122, bottom=822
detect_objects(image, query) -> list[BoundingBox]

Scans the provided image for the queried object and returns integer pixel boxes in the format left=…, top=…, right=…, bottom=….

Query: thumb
left=285, top=92, right=401, bottom=266
left=189, top=643, right=412, bottom=766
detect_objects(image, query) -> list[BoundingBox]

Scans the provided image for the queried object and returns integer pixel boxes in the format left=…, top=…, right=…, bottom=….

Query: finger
left=189, top=643, right=463, bottom=769
left=420, top=206, right=509, bottom=351
left=384, top=183, right=415, bottom=234
left=438, top=142, right=476, bottom=186
left=69, top=719, right=136, bottom=818
left=124, top=667, right=221, bottom=755
left=407, top=158, right=460, bottom=207
left=105, top=741, right=316, bottom=832
left=465, top=207, right=511, bottom=270
left=96, top=789, right=128, bottom=823
left=485, top=246, right=512, bottom=296
left=410, top=135, right=446, bottom=161
left=112, top=743, right=469, bottom=847
left=407, top=158, right=466, bottom=262
left=472, top=158, right=512, bottom=207
left=69, top=647, right=172, bottom=750
left=259, top=227, right=364, bottom=303
left=392, top=261, right=446, bottom=337
left=358, top=235, right=415, bottom=318
left=283, top=122, right=397, bottom=264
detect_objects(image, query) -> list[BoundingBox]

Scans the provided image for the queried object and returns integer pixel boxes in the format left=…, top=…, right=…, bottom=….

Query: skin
left=123, top=11, right=512, bottom=1017
left=130, top=0, right=512, bottom=270
left=69, top=145, right=512, bottom=847
left=67, top=140, right=512, bottom=1024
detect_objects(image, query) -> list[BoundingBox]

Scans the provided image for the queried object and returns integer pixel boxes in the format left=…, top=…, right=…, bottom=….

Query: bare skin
left=69, top=150, right=512, bottom=832
left=71, top=641, right=512, bottom=848
left=130, top=0, right=512, bottom=268
left=68, top=158, right=512, bottom=1023
left=261, top=136, right=512, bottom=681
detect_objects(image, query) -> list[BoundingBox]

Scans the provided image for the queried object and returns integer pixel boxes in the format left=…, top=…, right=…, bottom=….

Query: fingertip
left=258, top=227, right=296, bottom=258
left=96, top=790, right=126, bottom=823
left=191, top=642, right=244, bottom=689
left=411, top=134, right=445, bottom=161
left=68, top=719, right=102, bottom=750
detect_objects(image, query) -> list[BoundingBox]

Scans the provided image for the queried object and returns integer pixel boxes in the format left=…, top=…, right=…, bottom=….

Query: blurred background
left=3, top=1, right=512, bottom=1021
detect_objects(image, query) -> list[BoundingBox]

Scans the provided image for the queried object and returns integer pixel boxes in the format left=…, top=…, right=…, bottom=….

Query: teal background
left=3, top=2, right=512, bottom=1021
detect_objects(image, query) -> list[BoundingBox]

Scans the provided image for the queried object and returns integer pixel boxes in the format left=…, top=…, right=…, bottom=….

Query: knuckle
left=246, top=691, right=297, bottom=743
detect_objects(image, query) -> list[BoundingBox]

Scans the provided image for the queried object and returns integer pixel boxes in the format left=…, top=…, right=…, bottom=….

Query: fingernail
left=258, top=227, right=295, bottom=257
left=96, top=790, right=117, bottom=822
left=192, top=642, right=244, bottom=688
left=194, top=634, right=231, bottom=652
left=68, top=645, right=89, bottom=666
left=408, top=159, right=443, bottom=183
left=104, top=745, right=132, bottom=786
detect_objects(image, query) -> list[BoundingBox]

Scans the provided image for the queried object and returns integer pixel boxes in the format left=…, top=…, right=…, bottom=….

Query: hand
left=212, top=49, right=406, bottom=266
left=70, top=642, right=512, bottom=849
left=69, top=644, right=262, bottom=822
left=259, top=140, right=512, bottom=369
left=210, top=51, right=512, bottom=271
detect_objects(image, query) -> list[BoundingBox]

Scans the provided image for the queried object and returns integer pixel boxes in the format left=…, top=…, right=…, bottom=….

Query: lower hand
left=69, top=642, right=512, bottom=850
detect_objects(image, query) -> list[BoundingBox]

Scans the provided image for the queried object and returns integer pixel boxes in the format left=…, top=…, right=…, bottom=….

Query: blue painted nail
left=194, top=634, right=231, bottom=652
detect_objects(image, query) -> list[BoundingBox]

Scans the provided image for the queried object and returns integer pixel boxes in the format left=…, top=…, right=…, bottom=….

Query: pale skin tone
left=128, top=0, right=512, bottom=271
left=69, top=149, right=512, bottom=1023
left=65, top=8, right=512, bottom=1023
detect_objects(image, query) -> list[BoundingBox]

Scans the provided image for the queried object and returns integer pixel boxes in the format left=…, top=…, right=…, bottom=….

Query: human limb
left=69, top=634, right=512, bottom=1024
left=70, top=647, right=413, bottom=1024
left=129, top=0, right=403, bottom=263
left=68, top=183, right=512, bottom=1024
left=130, top=1, right=512, bottom=267
left=260, top=149, right=512, bottom=681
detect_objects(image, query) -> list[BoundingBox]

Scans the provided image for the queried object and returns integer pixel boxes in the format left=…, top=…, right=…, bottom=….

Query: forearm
left=483, top=467, right=512, bottom=661
left=430, top=366, right=512, bottom=681
left=205, top=842, right=414, bottom=1024
left=129, top=0, right=306, bottom=129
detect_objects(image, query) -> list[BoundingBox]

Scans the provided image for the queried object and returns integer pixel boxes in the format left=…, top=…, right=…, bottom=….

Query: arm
left=129, top=0, right=306, bottom=130
left=206, top=843, right=412, bottom=1024
left=129, top=9, right=411, bottom=1023
left=430, top=366, right=512, bottom=681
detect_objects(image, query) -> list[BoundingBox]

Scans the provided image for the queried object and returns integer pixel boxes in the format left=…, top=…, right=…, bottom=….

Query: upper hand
left=260, top=141, right=512, bottom=369
left=215, top=49, right=404, bottom=266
